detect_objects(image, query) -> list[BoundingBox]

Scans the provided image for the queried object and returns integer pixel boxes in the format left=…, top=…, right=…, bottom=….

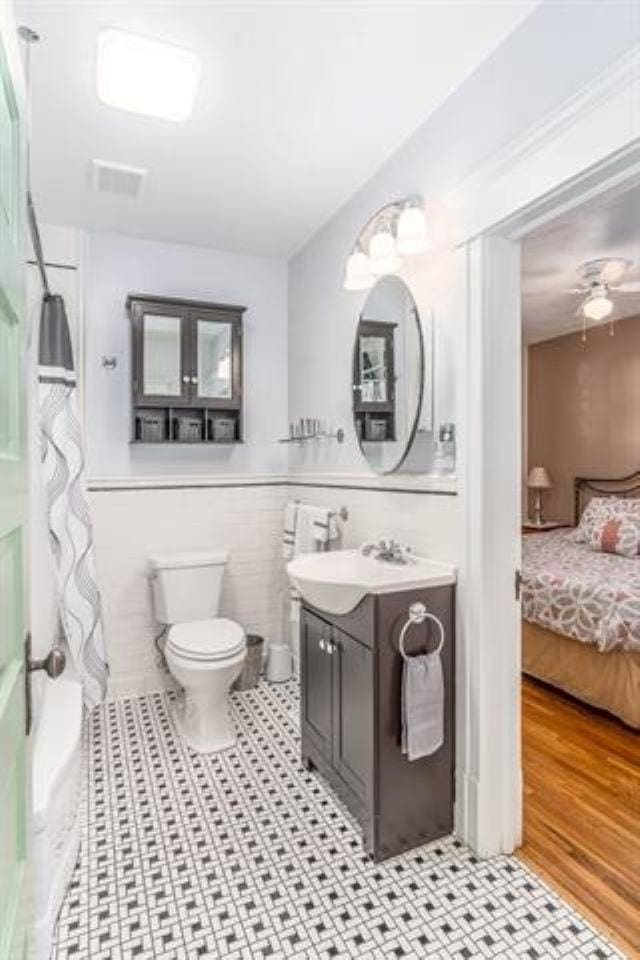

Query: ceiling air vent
left=90, top=159, right=147, bottom=198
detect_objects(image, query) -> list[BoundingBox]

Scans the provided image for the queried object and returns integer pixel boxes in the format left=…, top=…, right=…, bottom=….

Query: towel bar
left=398, top=602, right=445, bottom=660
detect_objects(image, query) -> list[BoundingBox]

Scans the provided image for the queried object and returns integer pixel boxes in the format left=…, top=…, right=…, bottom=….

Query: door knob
left=25, top=633, right=66, bottom=735
left=28, top=646, right=66, bottom=679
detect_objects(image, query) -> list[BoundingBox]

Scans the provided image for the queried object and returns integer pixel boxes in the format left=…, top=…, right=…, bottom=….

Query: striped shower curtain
left=38, top=293, right=108, bottom=708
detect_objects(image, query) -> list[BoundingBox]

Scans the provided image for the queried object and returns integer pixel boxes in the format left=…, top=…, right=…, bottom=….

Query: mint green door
left=0, top=12, right=28, bottom=960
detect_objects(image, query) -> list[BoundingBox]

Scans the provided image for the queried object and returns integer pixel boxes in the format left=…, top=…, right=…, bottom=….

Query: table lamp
left=527, top=466, right=552, bottom=526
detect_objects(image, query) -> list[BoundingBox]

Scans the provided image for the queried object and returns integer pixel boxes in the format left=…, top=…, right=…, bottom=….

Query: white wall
left=84, top=231, right=288, bottom=478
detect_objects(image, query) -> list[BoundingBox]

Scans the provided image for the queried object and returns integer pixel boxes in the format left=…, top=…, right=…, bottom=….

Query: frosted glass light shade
left=396, top=204, right=428, bottom=255
left=368, top=227, right=400, bottom=276
left=583, top=294, right=613, bottom=321
left=343, top=248, right=373, bottom=291
left=97, top=29, right=201, bottom=121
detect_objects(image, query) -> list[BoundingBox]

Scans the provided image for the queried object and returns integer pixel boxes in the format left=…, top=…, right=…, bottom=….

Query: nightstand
left=522, top=520, right=571, bottom=533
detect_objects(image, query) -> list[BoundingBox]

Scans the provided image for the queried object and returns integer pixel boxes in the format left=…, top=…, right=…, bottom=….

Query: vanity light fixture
left=342, top=195, right=428, bottom=291
left=97, top=28, right=201, bottom=121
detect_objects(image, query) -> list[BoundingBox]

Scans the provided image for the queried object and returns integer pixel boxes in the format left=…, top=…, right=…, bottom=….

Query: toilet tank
left=148, top=549, right=229, bottom=625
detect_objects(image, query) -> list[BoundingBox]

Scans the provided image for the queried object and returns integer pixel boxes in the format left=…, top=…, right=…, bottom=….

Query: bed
left=521, top=470, right=640, bottom=728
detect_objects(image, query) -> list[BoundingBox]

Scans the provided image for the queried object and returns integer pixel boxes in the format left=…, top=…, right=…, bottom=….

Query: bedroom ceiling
left=15, top=0, right=536, bottom=258
left=522, top=182, right=640, bottom=344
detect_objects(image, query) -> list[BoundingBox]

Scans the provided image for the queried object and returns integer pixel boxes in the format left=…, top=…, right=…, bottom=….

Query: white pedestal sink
left=287, top=549, right=456, bottom=616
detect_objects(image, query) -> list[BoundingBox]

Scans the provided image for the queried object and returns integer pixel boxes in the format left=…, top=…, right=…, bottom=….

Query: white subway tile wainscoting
left=53, top=680, right=621, bottom=960
left=89, top=483, right=291, bottom=699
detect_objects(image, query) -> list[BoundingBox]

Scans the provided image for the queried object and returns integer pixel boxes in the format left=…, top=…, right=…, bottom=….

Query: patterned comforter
left=522, top=529, right=640, bottom=653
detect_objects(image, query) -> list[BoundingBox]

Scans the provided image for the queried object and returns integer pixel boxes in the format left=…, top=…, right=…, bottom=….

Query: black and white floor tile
left=53, top=681, right=625, bottom=960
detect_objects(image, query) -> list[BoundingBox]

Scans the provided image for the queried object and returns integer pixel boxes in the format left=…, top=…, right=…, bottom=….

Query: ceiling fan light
left=369, top=226, right=400, bottom=276
left=583, top=294, right=613, bottom=321
left=343, top=247, right=374, bottom=291
left=396, top=202, right=428, bottom=255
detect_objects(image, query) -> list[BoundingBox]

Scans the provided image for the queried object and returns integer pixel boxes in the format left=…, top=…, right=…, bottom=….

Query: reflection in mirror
left=196, top=319, right=232, bottom=399
left=142, top=313, right=181, bottom=396
left=353, top=276, right=424, bottom=474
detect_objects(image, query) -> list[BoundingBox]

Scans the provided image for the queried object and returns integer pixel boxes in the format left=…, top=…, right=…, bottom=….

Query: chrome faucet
left=361, top=538, right=413, bottom=564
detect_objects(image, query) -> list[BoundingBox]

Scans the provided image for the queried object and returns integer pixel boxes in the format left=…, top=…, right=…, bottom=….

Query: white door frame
left=454, top=46, right=640, bottom=856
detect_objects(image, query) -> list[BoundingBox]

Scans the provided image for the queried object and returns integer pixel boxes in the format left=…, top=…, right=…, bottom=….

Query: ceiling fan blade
left=614, top=281, right=640, bottom=293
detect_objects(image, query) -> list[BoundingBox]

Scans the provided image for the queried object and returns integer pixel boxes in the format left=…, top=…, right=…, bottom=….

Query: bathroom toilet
left=148, top=549, right=246, bottom=753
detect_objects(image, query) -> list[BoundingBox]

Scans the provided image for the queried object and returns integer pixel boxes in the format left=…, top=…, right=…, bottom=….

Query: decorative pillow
left=589, top=516, right=640, bottom=558
left=575, top=496, right=640, bottom=544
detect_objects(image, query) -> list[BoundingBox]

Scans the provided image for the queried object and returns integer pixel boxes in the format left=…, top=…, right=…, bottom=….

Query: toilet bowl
left=148, top=549, right=247, bottom=754
left=166, top=619, right=246, bottom=753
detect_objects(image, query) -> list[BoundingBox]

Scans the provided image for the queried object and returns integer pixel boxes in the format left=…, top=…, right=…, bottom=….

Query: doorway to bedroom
left=517, top=180, right=640, bottom=956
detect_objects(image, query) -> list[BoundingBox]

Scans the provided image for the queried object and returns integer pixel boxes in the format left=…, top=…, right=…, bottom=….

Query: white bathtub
left=31, top=676, right=83, bottom=960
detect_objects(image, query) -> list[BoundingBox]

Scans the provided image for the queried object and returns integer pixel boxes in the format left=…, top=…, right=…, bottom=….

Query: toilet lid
left=167, top=618, right=246, bottom=661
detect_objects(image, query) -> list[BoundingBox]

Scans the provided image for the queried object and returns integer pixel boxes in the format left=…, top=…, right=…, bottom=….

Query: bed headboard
left=574, top=469, right=640, bottom=525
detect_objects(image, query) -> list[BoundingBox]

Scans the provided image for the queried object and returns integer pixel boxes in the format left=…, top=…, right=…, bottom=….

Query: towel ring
left=398, top=602, right=445, bottom=661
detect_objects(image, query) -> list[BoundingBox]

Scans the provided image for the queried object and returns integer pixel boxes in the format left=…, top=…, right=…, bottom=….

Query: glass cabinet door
left=358, top=333, right=388, bottom=403
left=194, top=318, right=233, bottom=400
left=142, top=313, right=183, bottom=398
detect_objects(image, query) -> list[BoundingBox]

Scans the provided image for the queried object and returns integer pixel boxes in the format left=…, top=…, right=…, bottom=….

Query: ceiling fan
left=569, top=258, right=640, bottom=327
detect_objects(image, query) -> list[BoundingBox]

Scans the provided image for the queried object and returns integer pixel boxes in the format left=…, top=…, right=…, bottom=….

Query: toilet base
left=171, top=698, right=238, bottom=754
left=166, top=649, right=245, bottom=755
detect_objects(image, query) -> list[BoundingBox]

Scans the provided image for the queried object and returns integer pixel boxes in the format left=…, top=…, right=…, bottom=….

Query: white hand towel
left=401, top=651, right=444, bottom=761
left=307, top=505, right=342, bottom=549
left=293, top=505, right=319, bottom=556
left=283, top=501, right=298, bottom=559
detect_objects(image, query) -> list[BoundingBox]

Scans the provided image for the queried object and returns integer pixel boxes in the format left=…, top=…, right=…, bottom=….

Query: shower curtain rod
left=27, top=190, right=50, bottom=296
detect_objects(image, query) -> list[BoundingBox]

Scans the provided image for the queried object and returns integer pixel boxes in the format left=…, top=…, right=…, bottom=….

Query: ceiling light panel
left=96, top=29, right=201, bottom=122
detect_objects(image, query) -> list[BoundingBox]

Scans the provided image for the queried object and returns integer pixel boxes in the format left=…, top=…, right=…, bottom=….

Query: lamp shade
left=396, top=202, right=428, bottom=255
left=583, top=294, right=613, bottom=321
left=368, top=226, right=400, bottom=276
left=343, top=247, right=373, bottom=291
left=527, top=466, right=552, bottom=489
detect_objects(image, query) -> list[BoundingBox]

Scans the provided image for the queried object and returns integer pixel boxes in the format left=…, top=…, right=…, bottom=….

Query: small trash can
left=234, top=634, right=264, bottom=691
left=266, top=642, right=292, bottom=683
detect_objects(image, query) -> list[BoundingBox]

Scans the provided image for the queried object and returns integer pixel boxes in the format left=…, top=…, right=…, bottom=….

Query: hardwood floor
left=518, top=678, right=640, bottom=958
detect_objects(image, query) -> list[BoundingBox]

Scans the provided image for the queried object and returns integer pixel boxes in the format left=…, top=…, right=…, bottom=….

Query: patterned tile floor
left=53, top=681, right=625, bottom=960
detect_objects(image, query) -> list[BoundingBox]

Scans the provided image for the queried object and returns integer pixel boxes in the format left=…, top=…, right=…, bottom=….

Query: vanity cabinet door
left=331, top=627, right=373, bottom=805
left=301, top=611, right=333, bottom=760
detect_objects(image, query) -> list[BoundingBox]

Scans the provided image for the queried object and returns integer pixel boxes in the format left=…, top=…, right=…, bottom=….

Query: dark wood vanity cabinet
left=300, top=584, right=455, bottom=861
left=127, top=294, right=245, bottom=444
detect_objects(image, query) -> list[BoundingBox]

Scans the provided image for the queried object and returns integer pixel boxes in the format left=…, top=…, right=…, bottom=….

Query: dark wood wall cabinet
left=127, top=294, right=245, bottom=444
left=300, top=584, right=455, bottom=861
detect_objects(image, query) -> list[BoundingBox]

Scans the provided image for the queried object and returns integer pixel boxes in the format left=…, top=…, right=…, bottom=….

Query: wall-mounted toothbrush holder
left=279, top=419, right=345, bottom=444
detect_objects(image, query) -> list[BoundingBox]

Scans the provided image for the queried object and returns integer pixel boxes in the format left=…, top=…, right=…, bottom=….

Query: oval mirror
left=352, top=276, right=424, bottom=474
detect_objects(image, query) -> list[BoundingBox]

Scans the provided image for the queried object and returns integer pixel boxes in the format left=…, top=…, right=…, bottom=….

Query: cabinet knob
left=319, top=638, right=326, bottom=652
left=182, top=375, right=190, bottom=383
left=191, top=377, right=198, bottom=385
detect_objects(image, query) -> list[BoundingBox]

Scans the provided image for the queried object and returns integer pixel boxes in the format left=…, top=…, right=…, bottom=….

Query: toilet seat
left=167, top=618, right=245, bottom=662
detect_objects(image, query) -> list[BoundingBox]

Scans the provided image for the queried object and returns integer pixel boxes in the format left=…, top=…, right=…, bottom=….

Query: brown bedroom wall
left=527, top=313, right=640, bottom=523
